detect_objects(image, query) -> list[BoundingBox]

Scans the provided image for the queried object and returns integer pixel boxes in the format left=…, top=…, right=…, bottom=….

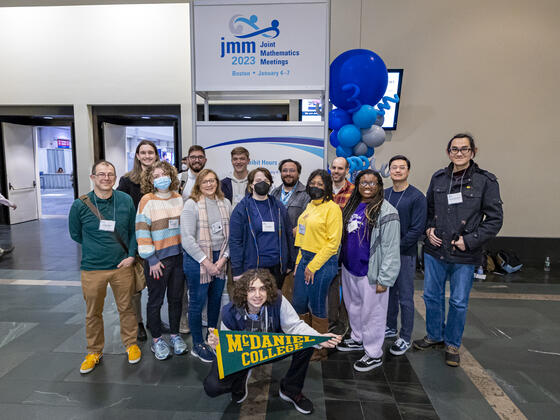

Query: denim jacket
left=367, top=200, right=401, bottom=287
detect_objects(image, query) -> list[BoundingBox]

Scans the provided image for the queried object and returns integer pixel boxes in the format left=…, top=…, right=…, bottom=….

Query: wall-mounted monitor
left=300, top=69, right=403, bottom=130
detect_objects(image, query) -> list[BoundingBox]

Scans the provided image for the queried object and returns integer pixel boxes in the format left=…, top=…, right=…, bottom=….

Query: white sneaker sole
left=279, top=388, right=312, bottom=414
left=353, top=360, right=383, bottom=372
left=336, top=345, right=364, bottom=352
left=389, top=345, right=410, bottom=356
left=192, top=350, right=213, bottom=363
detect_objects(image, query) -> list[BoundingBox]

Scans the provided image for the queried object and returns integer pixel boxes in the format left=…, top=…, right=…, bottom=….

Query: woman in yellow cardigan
left=292, top=169, right=343, bottom=360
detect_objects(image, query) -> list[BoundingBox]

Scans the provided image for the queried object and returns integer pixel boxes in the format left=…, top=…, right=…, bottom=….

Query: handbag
left=80, top=194, right=146, bottom=292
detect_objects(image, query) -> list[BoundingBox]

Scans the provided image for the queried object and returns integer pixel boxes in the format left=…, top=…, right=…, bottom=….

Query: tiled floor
left=0, top=219, right=559, bottom=419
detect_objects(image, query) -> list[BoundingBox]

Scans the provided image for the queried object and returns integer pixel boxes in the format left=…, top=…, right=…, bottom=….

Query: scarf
left=197, top=197, right=230, bottom=284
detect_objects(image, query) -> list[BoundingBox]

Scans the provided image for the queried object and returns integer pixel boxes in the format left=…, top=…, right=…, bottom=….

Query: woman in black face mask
left=292, top=169, right=343, bottom=361
left=229, top=167, right=295, bottom=290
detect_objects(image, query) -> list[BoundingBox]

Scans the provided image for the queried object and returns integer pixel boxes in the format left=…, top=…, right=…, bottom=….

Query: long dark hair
left=306, top=169, right=334, bottom=202
left=342, top=170, right=384, bottom=235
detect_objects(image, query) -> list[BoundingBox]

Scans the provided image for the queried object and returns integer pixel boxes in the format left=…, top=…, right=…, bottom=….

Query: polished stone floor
left=40, top=188, right=75, bottom=216
left=0, top=219, right=559, bottom=419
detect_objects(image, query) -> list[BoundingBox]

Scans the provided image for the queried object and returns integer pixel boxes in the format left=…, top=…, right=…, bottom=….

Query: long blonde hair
left=125, top=140, right=159, bottom=184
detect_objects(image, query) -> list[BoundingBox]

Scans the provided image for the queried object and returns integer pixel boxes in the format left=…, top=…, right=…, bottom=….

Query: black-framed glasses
left=449, top=147, right=472, bottom=155
left=189, top=155, right=206, bottom=161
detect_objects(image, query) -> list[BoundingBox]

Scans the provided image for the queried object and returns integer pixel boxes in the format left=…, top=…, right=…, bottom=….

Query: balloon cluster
left=328, top=49, right=399, bottom=176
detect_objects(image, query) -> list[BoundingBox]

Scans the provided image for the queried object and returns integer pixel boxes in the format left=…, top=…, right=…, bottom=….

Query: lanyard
left=448, top=170, right=467, bottom=194
left=92, top=191, right=116, bottom=221
left=387, top=186, right=408, bottom=210
left=280, top=186, right=294, bottom=206
left=252, top=197, right=273, bottom=223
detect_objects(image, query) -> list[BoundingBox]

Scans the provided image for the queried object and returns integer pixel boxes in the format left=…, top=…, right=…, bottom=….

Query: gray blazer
left=271, top=181, right=310, bottom=228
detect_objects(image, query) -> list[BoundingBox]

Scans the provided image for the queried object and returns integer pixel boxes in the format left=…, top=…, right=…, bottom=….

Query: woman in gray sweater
left=181, top=169, right=232, bottom=363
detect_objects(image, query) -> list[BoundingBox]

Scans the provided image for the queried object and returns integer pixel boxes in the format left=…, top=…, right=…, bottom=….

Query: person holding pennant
left=204, top=269, right=341, bottom=415
left=181, top=169, right=232, bottom=363
left=336, top=170, right=401, bottom=372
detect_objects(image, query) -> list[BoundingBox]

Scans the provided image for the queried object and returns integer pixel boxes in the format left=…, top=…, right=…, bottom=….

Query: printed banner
left=214, top=330, right=329, bottom=379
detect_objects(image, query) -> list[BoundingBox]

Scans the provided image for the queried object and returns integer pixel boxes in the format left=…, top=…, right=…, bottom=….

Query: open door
left=2, top=122, right=39, bottom=224
left=103, top=122, right=127, bottom=180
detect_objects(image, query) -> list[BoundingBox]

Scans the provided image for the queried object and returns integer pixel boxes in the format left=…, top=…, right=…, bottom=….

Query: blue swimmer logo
left=229, top=14, right=280, bottom=39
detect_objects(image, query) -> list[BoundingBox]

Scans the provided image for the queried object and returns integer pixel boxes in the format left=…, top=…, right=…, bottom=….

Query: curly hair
left=232, top=269, right=278, bottom=309
left=342, top=170, right=384, bottom=235
left=189, top=169, right=225, bottom=202
left=140, top=160, right=180, bottom=194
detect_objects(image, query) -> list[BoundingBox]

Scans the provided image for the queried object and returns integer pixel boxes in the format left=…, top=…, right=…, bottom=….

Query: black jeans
left=204, top=347, right=314, bottom=397
left=267, top=264, right=285, bottom=290
left=145, top=253, right=184, bottom=338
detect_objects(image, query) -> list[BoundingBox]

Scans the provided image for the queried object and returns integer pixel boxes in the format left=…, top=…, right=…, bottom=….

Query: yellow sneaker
left=127, top=344, right=142, bottom=364
left=80, top=352, right=102, bottom=374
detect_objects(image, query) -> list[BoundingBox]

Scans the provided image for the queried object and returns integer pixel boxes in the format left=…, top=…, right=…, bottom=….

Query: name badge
left=262, top=221, right=275, bottom=232
left=298, top=223, right=306, bottom=235
left=211, top=221, right=223, bottom=234
left=99, top=220, right=116, bottom=232
left=169, top=219, right=179, bottom=229
left=347, top=220, right=359, bottom=233
left=447, top=193, right=463, bottom=205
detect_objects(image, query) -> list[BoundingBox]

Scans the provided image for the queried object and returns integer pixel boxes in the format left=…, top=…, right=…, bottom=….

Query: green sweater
left=69, top=190, right=137, bottom=271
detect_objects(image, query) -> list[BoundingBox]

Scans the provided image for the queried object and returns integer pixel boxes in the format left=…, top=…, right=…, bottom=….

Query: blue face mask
left=154, top=176, right=171, bottom=191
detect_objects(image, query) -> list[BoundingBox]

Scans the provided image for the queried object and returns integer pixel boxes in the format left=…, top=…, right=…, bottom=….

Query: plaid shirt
left=333, top=179, right=355, bottom=209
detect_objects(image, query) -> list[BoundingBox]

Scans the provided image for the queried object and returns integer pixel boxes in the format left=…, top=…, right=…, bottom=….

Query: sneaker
left=412, top=336, right=444, bottom=350
left=127, top=344, right=142, bottom=364
left=385, top=327, right=398, bottom=338
left=192, top=343, right=215, bottom=363
left=279, top=387, right=314, bottom=415
left=170, top=335, right=188, bottom=355
left=336, top=338, right=364, bottom=352
left=389, top=338, right=411, bottom=356
left=353, top=354, right=383, bottom=372
left=232, top=369, right=252, bottom=403
left=445, top=345, right=460, bottom=367
left=151, top=338, right=171, bottom=360
left=179, top=315, right=190, bottom=334
left=80, top=352, right=102, bottom=374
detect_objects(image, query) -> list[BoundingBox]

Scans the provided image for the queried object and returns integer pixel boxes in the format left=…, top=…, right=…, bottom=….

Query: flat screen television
left=300, top=69, right=403, bottom=130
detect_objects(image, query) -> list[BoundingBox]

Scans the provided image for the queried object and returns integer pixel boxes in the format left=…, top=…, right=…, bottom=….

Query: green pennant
left=214, top=330, right=330, bottom=379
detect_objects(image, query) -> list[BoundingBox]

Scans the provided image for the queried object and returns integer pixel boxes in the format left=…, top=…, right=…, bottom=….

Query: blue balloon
left=352, top=105, right=378, bottom=129
left=359, top=156, right=370, bottom=169
left=329, top=49, right=389, bottom=112
left=365, top=147, right=374, bottom=158
left=329, top=130, right=339, bottom=148
left=336, top=145, right=353, bottom=158
left=337, top=124, right=361, bottom=148
left=328, top=109, right=351, bottom=131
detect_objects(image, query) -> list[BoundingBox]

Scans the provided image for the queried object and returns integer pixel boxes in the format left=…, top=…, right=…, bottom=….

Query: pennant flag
left=214, top=330, right=330, bottom=379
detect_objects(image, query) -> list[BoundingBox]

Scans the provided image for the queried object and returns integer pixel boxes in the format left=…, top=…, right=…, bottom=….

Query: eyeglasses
left=201, top=179, right=217, bottom=185
left=94, top=173, right=116, bottom=178
left=359, top=181, right=377, bottom=187
left=189, top=155, right=206, bottom=161
left=449, top=147, right=472, bottom=155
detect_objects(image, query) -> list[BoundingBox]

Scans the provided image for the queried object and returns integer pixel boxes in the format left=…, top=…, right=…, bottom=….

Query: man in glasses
left=384, top=155, right=427, bottom=356
left=180, top=145, right=207, bottom=202
left=69, top=160, right=141, bottom=374
left=413, top=134, right=503, bottom=367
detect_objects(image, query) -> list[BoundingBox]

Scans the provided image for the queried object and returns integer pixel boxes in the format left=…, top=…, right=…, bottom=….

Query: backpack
left=495, top=249, right=523, bottom=274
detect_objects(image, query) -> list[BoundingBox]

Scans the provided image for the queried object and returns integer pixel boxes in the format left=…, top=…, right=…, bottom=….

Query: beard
left=282, top=176, right=298, bottom=187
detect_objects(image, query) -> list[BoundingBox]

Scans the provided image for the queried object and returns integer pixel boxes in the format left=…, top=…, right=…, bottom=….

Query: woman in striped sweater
left=136, top=161, right=188, bottom=361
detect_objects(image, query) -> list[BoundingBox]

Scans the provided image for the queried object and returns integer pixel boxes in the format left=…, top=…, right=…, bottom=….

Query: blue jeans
left=183, top=251, right=225, bottom=346
left=387, top=254, right=416, bottom=342
left=423, top=253, right=475, bottom=348
left=292, top=250, right=338, bottom=318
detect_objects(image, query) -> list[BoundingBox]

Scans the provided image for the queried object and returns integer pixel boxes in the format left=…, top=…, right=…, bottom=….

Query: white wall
left=0, top=3, right=191, bottom=194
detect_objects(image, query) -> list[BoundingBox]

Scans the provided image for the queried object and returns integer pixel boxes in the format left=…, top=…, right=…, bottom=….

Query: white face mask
left=181, top=164, right=188, bottom=171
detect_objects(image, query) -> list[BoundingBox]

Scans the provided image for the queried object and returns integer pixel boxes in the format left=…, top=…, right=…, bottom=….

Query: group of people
left=68, top=133, right=503, bottom=414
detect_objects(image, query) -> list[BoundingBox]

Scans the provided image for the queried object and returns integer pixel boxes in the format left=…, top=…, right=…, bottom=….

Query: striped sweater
left=136, top=191, right=183, bottom=266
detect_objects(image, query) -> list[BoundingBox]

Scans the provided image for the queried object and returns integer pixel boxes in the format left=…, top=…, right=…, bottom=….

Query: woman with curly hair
left=335, top=170, right=401, bottom=372
left=180, top=169, right=232, bottom=363
left=204, top=269, right=341, bottom=415
left=292, top=169, right=342, bottom=361
left=136, top=160, right=187, bottom=360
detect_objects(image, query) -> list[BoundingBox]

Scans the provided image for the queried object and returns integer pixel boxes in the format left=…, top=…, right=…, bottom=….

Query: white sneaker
left=389, top=337, right=411, bottom=356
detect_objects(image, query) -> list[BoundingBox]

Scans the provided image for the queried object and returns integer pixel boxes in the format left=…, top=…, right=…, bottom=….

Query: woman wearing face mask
left=118, top=140, right=160, bottom=342
left=292, top=169, right=342, bottom=361
left=181, top=169, right=232, bottom=363
left=335, top=170, right=401, bottom=372
left=136, top=161, right=187, bottom=361
left=229, top=167, right=295, bottom=290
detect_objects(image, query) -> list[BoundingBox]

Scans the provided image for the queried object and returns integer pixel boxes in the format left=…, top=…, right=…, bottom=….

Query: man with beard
left=271, top=159, right=310, bottom=228
left=180, top=145, right=207, bottom=202
left=221, top=147, right=250, bottom=208
left=331, top=157, right=354, bottom=209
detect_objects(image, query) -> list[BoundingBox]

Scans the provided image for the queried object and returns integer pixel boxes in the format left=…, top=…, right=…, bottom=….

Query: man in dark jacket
left=271, top=159, right=310, bottom=228
left=413, top=134, right=503, bottom=367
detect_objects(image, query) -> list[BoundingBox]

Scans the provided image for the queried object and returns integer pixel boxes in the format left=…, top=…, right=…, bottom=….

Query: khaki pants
left=81, top=266, right=138, bottom=353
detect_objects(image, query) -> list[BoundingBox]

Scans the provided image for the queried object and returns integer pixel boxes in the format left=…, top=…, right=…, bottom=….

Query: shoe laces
left=394, top=338, right=407, bottom=347
left=358, top=354, right=371, bottom=363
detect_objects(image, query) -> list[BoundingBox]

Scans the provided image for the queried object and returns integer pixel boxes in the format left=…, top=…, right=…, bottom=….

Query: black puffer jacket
left=424, top=161, right=503, bottom=265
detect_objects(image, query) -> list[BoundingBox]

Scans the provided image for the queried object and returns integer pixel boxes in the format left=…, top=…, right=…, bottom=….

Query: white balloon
left=361, top=125, right=386, bottom=148
left=352, top=141, right=368, bottom=156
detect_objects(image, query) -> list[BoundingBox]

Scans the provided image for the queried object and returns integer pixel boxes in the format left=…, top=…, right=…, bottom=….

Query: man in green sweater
left=69, top=160, right=141, bottom=374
